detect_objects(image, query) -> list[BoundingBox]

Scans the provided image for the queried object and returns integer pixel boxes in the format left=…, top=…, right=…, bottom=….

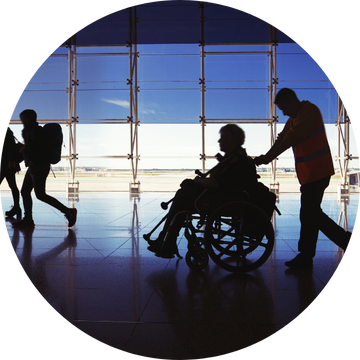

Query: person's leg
left=151, top=186, right=199, bottom=258
left=286, top=176, right=330, bottom=269
left=319, top=211, right=351, bottom=251
left=298, top=175, right=350, bottom=252
left=31, top=166, right=77, bottom=227
left=13, top=168, right=35, bottom=227
left=162, top=189, right=194, bottom=234
left=21, top=168, right=34, bottom=220
left=298, top=179, right=329, bottom=257
left=4, top=170, right=21, bottom=218
left=6, top=170, right=20, bottom=207
left=32, top=166, right=69, bottom=213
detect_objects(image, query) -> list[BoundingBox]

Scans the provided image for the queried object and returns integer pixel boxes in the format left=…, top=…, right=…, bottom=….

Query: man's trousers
left=299, top=175, right=349, bottom=258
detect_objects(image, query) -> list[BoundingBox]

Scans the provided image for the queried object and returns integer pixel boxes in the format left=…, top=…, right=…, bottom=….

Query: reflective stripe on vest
left=295, top=145, right=331, bottom=164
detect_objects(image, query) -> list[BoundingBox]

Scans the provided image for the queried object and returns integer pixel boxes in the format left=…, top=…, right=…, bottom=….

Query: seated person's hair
left=221, top=124, right=245, bottom=146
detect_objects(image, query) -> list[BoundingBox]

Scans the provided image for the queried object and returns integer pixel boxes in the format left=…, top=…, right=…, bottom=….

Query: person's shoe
left=146, top=231, right=165, bottom=253
left=5, top=206, right=22, bottom=219
left=147, top=239, right=163, bottom=253
left=155, top=240, right=178, bottom=259
left=285, top=253, right=313, bottom=269
left=65, top=208, right=77, bottom=228
left=12, top=218, right=35, bottom=229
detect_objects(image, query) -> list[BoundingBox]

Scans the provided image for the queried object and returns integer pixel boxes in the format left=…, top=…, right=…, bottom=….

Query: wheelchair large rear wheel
left=204, top=201, right=274, bottom=273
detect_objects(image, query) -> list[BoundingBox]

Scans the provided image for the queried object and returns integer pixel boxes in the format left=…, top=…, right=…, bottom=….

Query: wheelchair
left=143, top=182, right=279, bottom=274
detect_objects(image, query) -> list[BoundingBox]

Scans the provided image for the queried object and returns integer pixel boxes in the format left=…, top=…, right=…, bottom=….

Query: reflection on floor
left=2, top=191, right=358, bottom=359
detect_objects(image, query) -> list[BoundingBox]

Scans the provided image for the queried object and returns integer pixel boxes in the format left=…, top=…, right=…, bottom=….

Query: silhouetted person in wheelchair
left=146, top=124, right=260, bottom=259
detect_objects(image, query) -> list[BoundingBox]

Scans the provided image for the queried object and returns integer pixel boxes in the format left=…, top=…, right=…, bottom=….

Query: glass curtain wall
left=8, top=21, right=358, bottom=192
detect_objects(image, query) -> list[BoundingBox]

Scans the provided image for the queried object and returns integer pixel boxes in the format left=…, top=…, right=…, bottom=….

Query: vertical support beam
left=269, top=26, right=279, bottom=195
left=67, top=37, right=79, bottom=200
left=336, top=105, right=349, bottom=233
left=199, top=2, right=206, bottom=173
left=128, top=7, right=140, bottom=194
left=337, top=96, right=343, bottom=180
left=344, top=97, right=350, bottom=179
left=336, top=96, right=350, bottom=195
left=134, top=39, right=140, bottom=185
left=67, top=42, right=72, bottom=171
left=71, top=44, right=78, bottom=184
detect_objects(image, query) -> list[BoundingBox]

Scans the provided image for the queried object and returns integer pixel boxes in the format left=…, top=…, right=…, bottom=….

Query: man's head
left=275, top=88, right=301, bottom=118
left=20, top=109, right=37, bottom=127
left=218, top=124, right=245, bottom=154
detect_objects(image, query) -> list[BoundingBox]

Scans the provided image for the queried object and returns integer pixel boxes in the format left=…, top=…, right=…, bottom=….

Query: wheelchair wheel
left=186, top=247, right=209, bottom=271
left=204, top=201, right=274, bottom=273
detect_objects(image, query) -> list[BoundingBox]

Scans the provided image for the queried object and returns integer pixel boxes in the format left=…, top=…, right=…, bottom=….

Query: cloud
left=102, top=98, right=159, bottom=115
left=102, top=98, right=129, bottom=108
left=140, top=109, right=156, bottom=115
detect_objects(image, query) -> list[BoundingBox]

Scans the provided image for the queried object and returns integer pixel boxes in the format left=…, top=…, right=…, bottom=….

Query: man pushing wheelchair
left=145, top=124, right=266, bottom=260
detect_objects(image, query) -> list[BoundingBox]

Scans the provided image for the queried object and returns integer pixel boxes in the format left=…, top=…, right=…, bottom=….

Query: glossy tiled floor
left=1, top=191, right=358, bottom=359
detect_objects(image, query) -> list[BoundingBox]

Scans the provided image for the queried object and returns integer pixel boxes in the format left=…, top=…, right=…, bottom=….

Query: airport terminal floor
left=1, top=191, right=358, bottom=359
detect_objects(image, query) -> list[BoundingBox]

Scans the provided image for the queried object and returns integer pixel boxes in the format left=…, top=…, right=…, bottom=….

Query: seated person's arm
left=193, top=176, right=218, bottom=189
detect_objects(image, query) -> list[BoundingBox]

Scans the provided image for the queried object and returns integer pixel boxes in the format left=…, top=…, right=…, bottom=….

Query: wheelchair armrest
left=194, top=188, right=250, bottom=215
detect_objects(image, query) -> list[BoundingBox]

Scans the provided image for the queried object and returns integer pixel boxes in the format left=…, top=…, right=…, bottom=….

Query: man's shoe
left=65, top=208, right=77, bottom=228
left=12, top=218, right=35, bottom=229
left=285, top=253, right=313, bottom=269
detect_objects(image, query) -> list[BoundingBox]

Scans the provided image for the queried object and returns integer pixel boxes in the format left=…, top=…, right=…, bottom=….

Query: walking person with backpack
left=12, top=109, right=77, bottom=229
left=1, top=127, right=22, bottom=219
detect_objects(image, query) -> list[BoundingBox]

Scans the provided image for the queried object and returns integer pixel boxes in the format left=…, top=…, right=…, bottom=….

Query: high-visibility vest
left=291, top=101, right=334, bottom=184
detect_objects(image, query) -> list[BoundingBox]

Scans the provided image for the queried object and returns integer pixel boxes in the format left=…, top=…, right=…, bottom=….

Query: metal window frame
left=8, top=6, right=355, bottom=198
left=336, top=96, right=358, bottom=195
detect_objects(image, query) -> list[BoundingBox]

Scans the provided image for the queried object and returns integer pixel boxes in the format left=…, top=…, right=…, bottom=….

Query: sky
left=7, top=40, right=359, bottom=170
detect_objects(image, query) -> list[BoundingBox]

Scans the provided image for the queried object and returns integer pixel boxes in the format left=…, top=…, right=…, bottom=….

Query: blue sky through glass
left=9, top=42, right=358, bottom=170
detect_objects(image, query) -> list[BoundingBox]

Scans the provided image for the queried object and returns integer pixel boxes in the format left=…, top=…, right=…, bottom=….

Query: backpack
left=43, top=123, right=63, bottom=164
left=251, top=182, right=280, bottom=219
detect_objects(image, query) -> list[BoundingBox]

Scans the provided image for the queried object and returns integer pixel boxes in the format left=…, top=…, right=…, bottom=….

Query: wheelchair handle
left=195, top=169, right=206, bottom=178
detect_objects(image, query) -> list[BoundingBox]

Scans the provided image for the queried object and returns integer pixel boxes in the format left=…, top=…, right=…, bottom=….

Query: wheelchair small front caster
left=185, top=247, right=209, bottom=271
left=187, top=237, right=204, bottom=251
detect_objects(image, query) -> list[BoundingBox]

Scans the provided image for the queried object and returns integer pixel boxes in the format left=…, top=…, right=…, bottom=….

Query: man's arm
left=253, top=138, right=291, bottom=165
left=253, top=119, right=292, bottom=166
